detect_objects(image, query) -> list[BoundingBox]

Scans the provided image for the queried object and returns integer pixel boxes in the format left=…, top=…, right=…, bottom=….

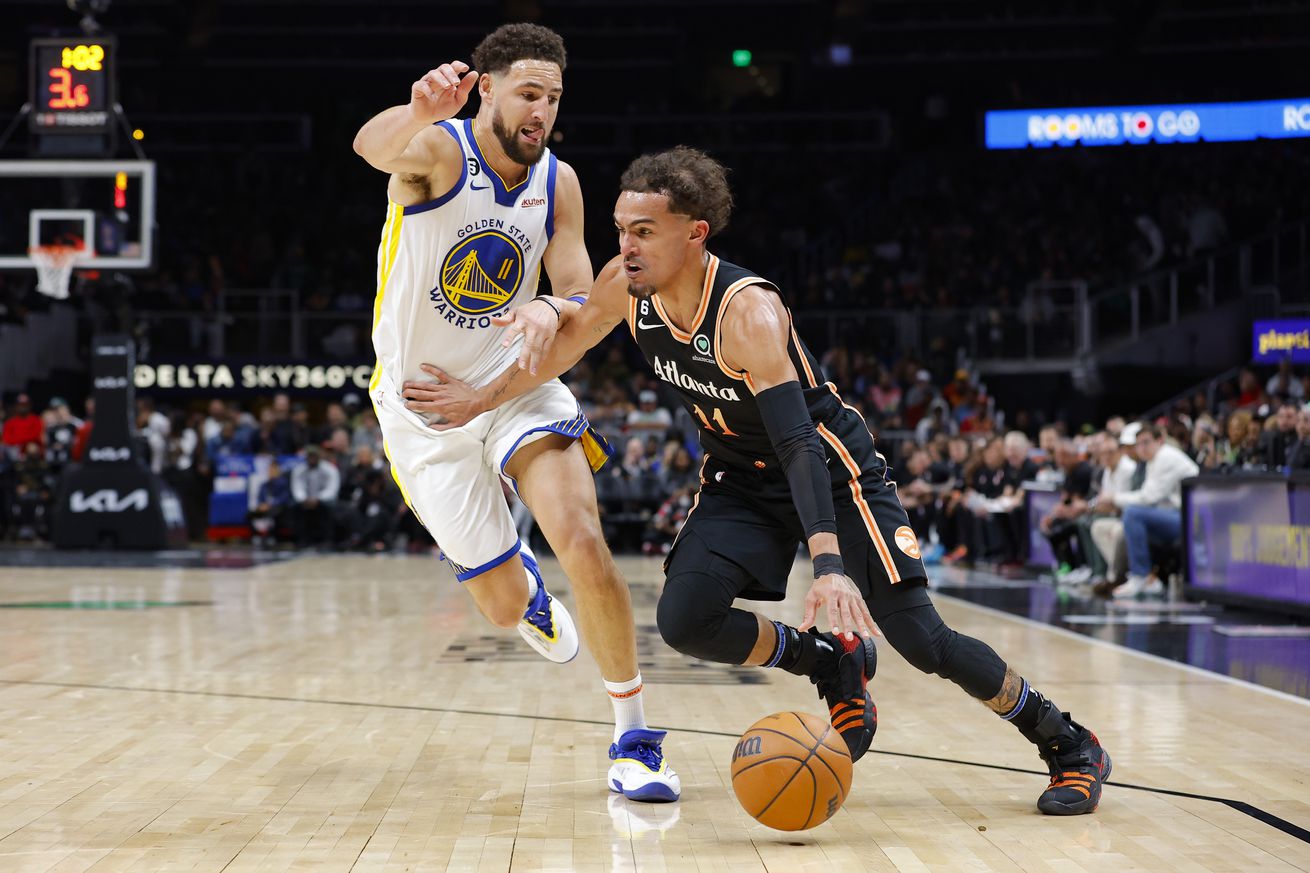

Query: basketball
left=730, top=711, right=853, bottom=831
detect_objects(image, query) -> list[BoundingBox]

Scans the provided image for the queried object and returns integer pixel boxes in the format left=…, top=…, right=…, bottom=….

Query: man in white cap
left=626, top=389, right=673, bottom=434
left=1098, top=423, right=1198, bottom=599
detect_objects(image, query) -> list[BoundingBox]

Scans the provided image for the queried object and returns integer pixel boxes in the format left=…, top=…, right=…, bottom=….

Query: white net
left=29, top=245, right=86, bottom=300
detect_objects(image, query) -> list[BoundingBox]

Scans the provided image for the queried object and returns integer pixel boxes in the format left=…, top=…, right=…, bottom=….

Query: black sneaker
left=1023, top=702, right=1112, bottom=815
left=810, top=630, right=877, bottom=762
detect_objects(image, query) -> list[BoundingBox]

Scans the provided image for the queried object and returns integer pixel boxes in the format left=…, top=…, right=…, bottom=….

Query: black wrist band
left=531, top=296, right=562, bottom=320
left=812, top=553, right=845, bottom=579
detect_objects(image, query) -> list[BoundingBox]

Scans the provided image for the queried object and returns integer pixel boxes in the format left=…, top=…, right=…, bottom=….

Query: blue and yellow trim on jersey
left=467, top=118, right=539, bottom=208
left=368, top=200, right=407, bottom=395
left=498, top=405, right=614, bottom=492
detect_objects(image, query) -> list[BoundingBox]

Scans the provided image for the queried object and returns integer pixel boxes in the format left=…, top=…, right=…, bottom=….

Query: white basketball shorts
left=371, top=371, right=610, bottom=581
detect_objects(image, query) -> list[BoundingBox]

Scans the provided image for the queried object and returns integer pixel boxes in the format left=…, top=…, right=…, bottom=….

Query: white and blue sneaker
left=516, top=547, right=579, bottom=664
left=607, top=729, right=681, bottom=803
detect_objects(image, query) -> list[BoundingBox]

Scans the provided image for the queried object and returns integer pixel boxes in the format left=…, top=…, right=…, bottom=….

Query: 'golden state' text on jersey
left=370, top=117, right=559, bottom=395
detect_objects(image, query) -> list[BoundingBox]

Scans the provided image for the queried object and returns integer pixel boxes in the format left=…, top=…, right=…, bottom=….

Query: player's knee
left=549, top=522, right=612, bottom=569
left=656, top=573, right=718, bottom=655
left=877, top=606, right=949, bottom=676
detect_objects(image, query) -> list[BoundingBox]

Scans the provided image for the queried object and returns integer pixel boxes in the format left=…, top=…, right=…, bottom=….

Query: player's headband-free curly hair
left=620, top=147, right=734, bottom=238
left=471, top=23, right=567, bottom=76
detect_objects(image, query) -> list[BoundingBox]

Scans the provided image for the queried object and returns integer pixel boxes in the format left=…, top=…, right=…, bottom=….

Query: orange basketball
left=730, top=711, right=853, bottom=831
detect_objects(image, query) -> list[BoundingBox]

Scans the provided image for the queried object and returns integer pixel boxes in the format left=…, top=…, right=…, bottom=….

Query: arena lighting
left=731, top=49, right=752, bottom=68
left=985, top=97, right=1310, bottom=149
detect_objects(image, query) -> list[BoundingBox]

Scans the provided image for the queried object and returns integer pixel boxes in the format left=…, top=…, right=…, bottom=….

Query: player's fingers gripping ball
left=731, top=711, right=853, bottom=831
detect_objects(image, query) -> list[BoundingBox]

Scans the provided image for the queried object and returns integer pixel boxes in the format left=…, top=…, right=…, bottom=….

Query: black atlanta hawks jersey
left=625, top=255, right=842, bottom=471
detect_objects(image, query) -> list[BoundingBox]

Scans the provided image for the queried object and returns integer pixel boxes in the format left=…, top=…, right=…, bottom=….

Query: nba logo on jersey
left=436, top=230, right=525, bottom=316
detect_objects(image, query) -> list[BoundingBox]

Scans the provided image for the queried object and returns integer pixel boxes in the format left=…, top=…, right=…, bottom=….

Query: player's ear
left=479, top=72, right=495, bottom=99
left=689, top=219, right=710, bottom=245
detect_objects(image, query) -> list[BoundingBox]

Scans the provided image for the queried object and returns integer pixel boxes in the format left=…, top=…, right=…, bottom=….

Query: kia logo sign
left=88, top=447, right=132, bottom=462
left=69, top=489, right=149, bottom=513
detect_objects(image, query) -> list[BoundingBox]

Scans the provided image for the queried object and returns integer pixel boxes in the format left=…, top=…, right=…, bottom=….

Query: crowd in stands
left=6, top=349, right=1310, bottom=601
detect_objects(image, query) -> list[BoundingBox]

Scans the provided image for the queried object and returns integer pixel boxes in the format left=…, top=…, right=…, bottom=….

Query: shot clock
left=29, top=37, right=117, bottom=135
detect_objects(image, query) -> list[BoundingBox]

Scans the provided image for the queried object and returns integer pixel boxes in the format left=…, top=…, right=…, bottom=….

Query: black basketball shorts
left=664, top=407, right=928, bottom=611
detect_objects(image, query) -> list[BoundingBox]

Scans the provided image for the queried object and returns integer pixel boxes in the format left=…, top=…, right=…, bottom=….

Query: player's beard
left=492, top=106, right=547, bottom=166
left=627, top=282, right=657, bottom=300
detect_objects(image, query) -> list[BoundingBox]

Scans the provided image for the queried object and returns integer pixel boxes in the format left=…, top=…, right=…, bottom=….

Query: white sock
left=604, top=673, right=647, bottom=743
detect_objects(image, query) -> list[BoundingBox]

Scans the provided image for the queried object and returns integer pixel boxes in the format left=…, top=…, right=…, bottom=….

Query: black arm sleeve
left=756, top=381, right=837, bottom=539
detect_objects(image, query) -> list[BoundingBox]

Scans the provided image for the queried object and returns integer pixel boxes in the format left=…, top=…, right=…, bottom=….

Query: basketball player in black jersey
left=402, top=147, right=1112, bottom=815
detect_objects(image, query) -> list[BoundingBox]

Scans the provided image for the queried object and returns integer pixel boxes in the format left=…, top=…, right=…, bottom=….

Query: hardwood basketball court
left=0, top=553, right=1306, bottom=872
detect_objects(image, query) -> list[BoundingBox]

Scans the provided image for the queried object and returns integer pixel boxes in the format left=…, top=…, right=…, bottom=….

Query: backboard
left=0, top=159, right=155, bottom=270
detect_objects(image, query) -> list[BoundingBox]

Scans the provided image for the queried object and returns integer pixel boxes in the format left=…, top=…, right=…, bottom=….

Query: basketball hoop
left=29, top=243, right=88, bottom=300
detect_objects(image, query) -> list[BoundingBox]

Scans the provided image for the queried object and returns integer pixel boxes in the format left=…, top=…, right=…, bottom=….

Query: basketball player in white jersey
left=351, top=24, right=678, bottom=802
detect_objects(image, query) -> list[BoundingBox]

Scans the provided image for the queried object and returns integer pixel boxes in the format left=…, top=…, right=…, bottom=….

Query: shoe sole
left=1038, top=750, right=1113, bottom=815
left=609, top=777, right=680, bottom=803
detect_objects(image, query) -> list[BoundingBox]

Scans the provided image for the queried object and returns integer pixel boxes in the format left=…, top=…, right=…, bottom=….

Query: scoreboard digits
left=29, top=37, right=116, bottom=134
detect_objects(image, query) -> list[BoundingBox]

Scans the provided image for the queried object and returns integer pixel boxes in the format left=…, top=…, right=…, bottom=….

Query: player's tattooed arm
left=402, top=258, right=628, bottom=429
left=984, top=666, right=1025, bottom=714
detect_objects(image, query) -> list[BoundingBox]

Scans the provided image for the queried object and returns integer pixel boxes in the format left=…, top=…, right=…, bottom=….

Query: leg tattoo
left=984, top=666, right=1024, bottom=714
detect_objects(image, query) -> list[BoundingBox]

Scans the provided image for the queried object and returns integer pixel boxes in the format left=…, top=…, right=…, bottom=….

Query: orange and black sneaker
left=810, top=630, right=878, bottom=762
left=1023, top=702, right=1112, bottom=815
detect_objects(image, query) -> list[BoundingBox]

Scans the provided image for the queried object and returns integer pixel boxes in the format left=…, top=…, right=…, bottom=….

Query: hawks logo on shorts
left=893, top=525, right=922, bottom=559
left=437, top=230, right=525, bottom=316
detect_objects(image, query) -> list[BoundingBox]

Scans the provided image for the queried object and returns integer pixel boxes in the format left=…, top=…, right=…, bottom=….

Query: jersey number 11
left=692, top=404, right=738, bottom=436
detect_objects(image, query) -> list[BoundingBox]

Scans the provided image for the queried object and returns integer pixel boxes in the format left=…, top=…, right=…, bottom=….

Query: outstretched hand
left=409, top=61, right=478, bottom=123
left=491, top=297, right=561, bottom=376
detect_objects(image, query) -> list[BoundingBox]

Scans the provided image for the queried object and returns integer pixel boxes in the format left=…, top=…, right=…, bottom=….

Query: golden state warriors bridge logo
left=431, top=230, right=524, bottom=325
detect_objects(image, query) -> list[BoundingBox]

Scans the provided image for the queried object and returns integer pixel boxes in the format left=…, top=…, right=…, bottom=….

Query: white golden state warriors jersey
left=370, top=117, right=559, bottom=393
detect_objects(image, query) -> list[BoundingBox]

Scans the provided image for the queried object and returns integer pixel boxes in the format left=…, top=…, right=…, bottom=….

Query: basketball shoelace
left=611, top=730, right=666, bottom=771
left=521, top=587, right=555, bottom=637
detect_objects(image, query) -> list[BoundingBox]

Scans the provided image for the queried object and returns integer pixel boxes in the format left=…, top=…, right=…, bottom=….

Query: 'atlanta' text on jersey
left=626, top=255, right=840, bottom=471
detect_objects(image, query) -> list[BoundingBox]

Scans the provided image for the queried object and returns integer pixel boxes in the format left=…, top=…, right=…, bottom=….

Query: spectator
left=136, top=397, right=171, bottom=473
left=249, top=457, right=292, bottom=546
left=1088, top=428, right=1142, bottom=589
left=626, top=390, right=673, bottom=435
left=867, top=368, right=903, bottom=420
left=897, top=448, right=939, bottom=545
left=1216, top=409, right=1257, bottom=467
left=659, top=446, right=697, bottom=493
left=290, top=445, right=339, bottom=546
left=345, top=470, right=402, bottom=551
left=1259, top=402, right=1299, bottom=470
left=936, top=436, right=974, bottom=564
left=312, top=402, right=350, bottom=446
left=267, top=394, right=304, bottom=454
left=1235, top=368, right=1265, bottom=410
left=902, top=369, right=937, bottom=427
left=1039, top=439, right=1096, bottom=583
left=1267, top=359, right=1304, bottom=401
left=1287, top=409, right=1310, bottom=470
left=202, top=399, right=228, bottom=443
left=71, top=397, right=94, bottom=461
left=2, top=394, right=43, bottom=453
left=352, top=407, right=384, bottom=454
left=1096, top=423, right=1199, bottom=599
left=642, top=484, right=696, bottom=555
left=7, top=442, right=53, bottom=540
left=915, top=400, right=956, bottom=443
left=206, top=420, right=245, bottom=461
left=1192, top=416, right=1222, bottom=469
left=44, top=397, right=82, bottom=472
